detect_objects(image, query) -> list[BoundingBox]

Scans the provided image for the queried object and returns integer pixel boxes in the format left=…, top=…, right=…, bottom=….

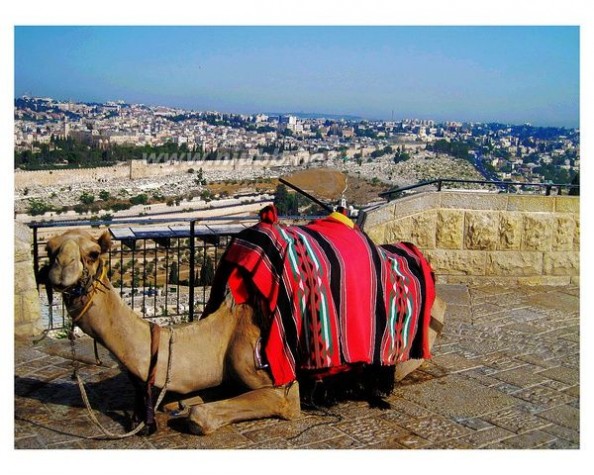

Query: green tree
left=26, top=198, right=53, bottom=216
left=168, top=261, right=179, bottom=285
left=79, top=192, right=95, bottom=205
left=198, top=255, right=215, bottom=286
left=129, top=193, right=149, bottom=206
left=273, top=184, right=298, bottom=215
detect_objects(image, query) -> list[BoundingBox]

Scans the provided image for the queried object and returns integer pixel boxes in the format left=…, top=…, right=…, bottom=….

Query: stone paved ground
left=14, top=284, right=580, bottom=450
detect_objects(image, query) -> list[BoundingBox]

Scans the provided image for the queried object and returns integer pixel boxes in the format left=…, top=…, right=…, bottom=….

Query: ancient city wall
left=14, top=164, right=131, bottom=189
left=359, top=192, right=580, bottom=286
left=14, top=153, right=314, bottom=189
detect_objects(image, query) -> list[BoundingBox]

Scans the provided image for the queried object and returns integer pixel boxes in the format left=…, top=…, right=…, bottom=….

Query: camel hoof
left=188, top=406, right=217, bottom=435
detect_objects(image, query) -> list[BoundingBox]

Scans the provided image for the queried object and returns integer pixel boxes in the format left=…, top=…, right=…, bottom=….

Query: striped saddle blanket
left=207, top=211, right=436, bottom=386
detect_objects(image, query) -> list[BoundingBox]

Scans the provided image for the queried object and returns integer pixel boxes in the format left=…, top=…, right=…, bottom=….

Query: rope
left=72, top=327, right=175, bottom=440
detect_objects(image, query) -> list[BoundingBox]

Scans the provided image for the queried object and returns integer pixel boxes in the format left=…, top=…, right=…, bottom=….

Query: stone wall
left=359, top=191, right=579, bottom=286
left=14, top=164, right=132, bottom=189
left=14, top=222, right=43, bottom=339
left=14, top=153, right=315, bottom=190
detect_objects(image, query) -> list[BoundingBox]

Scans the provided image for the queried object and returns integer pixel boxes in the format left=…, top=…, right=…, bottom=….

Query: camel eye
left=88, top=251, right=100, bottom=262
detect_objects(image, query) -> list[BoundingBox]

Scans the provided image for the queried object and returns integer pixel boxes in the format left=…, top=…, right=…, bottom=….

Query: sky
left=14, top=25, right=579, bottom=128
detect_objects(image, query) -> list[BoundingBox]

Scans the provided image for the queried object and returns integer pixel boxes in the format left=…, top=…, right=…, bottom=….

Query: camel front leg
left=186, top=382, right=300, bottom=435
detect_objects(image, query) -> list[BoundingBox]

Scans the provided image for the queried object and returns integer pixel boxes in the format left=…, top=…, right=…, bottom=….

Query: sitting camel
left=41, top=213, right=445, bottom=436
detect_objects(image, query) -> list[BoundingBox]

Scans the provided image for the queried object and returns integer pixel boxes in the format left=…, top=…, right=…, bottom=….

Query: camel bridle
left=60, top=257, right=109, bottom=324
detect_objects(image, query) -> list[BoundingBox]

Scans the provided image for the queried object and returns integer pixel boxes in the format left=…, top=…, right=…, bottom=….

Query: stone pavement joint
left=14, top=283, right=580, bottom=449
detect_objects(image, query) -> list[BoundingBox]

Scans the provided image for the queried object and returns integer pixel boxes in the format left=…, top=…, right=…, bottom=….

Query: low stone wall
left=14, top=222, right=43, bottom=339
left=360, top=191, right=579, bottom=286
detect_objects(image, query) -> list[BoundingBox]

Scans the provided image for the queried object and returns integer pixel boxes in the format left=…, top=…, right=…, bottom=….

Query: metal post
left=189, top=220, right=196, bottom=322
left=32, top=226, right=39, bottom=277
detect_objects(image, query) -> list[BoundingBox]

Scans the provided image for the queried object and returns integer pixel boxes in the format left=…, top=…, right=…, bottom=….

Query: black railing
left=30, top=217, right=248, bottom=331
left=30, top=214, right=324, bottom=332
left=379, top=178, right=579, bottom=201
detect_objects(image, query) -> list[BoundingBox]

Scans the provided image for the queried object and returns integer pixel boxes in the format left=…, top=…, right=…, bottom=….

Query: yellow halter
left=70, top=261, right=108, bottom=323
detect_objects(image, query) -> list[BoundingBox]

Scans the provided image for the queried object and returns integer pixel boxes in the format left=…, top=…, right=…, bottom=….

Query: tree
left=198, top=255, right=215, bottom=286
left=79, top=192, right=95, bottom=205
left=99, top=190, right=111, bottom=201
left=168, top=261, right=179, bottom=285
left=129, top=193, right=149, bottom=205
left=273, top=184, right=298, bottom=215
left=27, top=198, right=53, bottom=216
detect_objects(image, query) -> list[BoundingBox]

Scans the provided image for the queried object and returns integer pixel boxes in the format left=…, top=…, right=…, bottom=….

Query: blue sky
left=14, top=26, right=579, bottom=127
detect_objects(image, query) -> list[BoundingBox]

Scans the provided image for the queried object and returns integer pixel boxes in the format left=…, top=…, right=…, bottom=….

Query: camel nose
left=56, top=241, right=80, bottom=266
left=49, top=240, right=83, bottom=287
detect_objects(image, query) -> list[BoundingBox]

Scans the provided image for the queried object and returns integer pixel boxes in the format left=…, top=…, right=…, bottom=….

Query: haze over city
left=15, top=25, right=579, bottom=128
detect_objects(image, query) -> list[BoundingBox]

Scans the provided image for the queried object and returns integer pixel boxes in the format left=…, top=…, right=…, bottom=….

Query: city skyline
left=15, top=26, right=579, bottom=129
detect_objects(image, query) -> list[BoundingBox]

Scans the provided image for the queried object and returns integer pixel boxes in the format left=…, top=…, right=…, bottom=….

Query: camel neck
left=74, top=283, right=154, bottom=381
left=72, top=284, right=240, bottom=393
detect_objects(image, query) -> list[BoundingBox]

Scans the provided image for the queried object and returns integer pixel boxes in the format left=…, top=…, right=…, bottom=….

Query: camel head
left=44, top=229, right=111, bottom=294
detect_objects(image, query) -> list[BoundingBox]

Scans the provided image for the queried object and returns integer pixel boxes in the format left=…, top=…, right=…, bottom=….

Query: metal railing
left=31, top=217, right=248, bottom=331
left=30, top=214, right=323, bottom=332
left=379, top=178, right=579, bottom=201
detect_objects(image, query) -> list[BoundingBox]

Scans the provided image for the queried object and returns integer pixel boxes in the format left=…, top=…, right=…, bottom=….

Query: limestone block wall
left=359, top=192, right=579, bottom=286
left=14, top=222, right=43, bottom=339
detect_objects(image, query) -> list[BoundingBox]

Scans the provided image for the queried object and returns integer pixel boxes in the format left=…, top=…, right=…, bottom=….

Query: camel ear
left=97, top=230, right=112, bottom=254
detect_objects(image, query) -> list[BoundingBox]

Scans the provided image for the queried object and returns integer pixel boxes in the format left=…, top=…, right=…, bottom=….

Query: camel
left=41, top=225, right=446, bottom=436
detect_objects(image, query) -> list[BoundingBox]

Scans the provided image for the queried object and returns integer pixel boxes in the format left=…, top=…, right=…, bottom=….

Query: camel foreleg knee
left=187, top=382, right=300, bottom=435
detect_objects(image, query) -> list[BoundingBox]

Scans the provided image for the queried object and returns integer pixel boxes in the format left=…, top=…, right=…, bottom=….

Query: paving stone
left=482, top=407, right=553, bottom=434
left=525, top=291, right=579, bottom=313
left=536, top=404, right=580, bottom=430
left=335, top=416, right=409, bottom=445
left=536, top=366, right=580, bottom=386
left=515, top=353, right=558, bottom=369
left=45, top=440, right=86, bottom=449
left=392, top=433, right=432, bottom=449
left=513, top=385, right=577, bottom=409
left=397, top=374, right=518, bottom=419
left=541, top=379, right=573, bottom=392
left=478, top=352, right=527, bottom=372
left=429, top=353, right=485, bottom=373
left=14, top=435, right=45, bottom=449
left=392, top=414, right=473, bottom=442
left=435, top=284, right=470, bottom=304
left=243, top=416, right=343, bottom=446
left=444, top=304, right=473, bottom=321
left=453, top=426, right=516, bottom=448
left=301, top=434, right=362, bottom=449
left=492, top=382, right=522, bottom=395
left=563, top=385, right=580, bottom=398
left=492, top=365, right=550, bottom=388
left=500, top=429, right=557, bottom=449
left=540, top=422, right=580, bottom=445
left=452, top=416, right=494, bottom=431
left=461, top=369, right=502, bottom=387
left=78, top=435, right=156, bottom=449
left=540, top=438, right=579, bottom=449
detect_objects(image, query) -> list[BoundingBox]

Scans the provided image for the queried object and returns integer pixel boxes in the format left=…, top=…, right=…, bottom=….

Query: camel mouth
left=50, top=282, right=72, bottom=293
left=47, top=266, right=85, bottom=294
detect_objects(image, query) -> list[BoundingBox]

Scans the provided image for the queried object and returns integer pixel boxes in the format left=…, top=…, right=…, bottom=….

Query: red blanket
left=207, top=211, right=436, bottom=386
